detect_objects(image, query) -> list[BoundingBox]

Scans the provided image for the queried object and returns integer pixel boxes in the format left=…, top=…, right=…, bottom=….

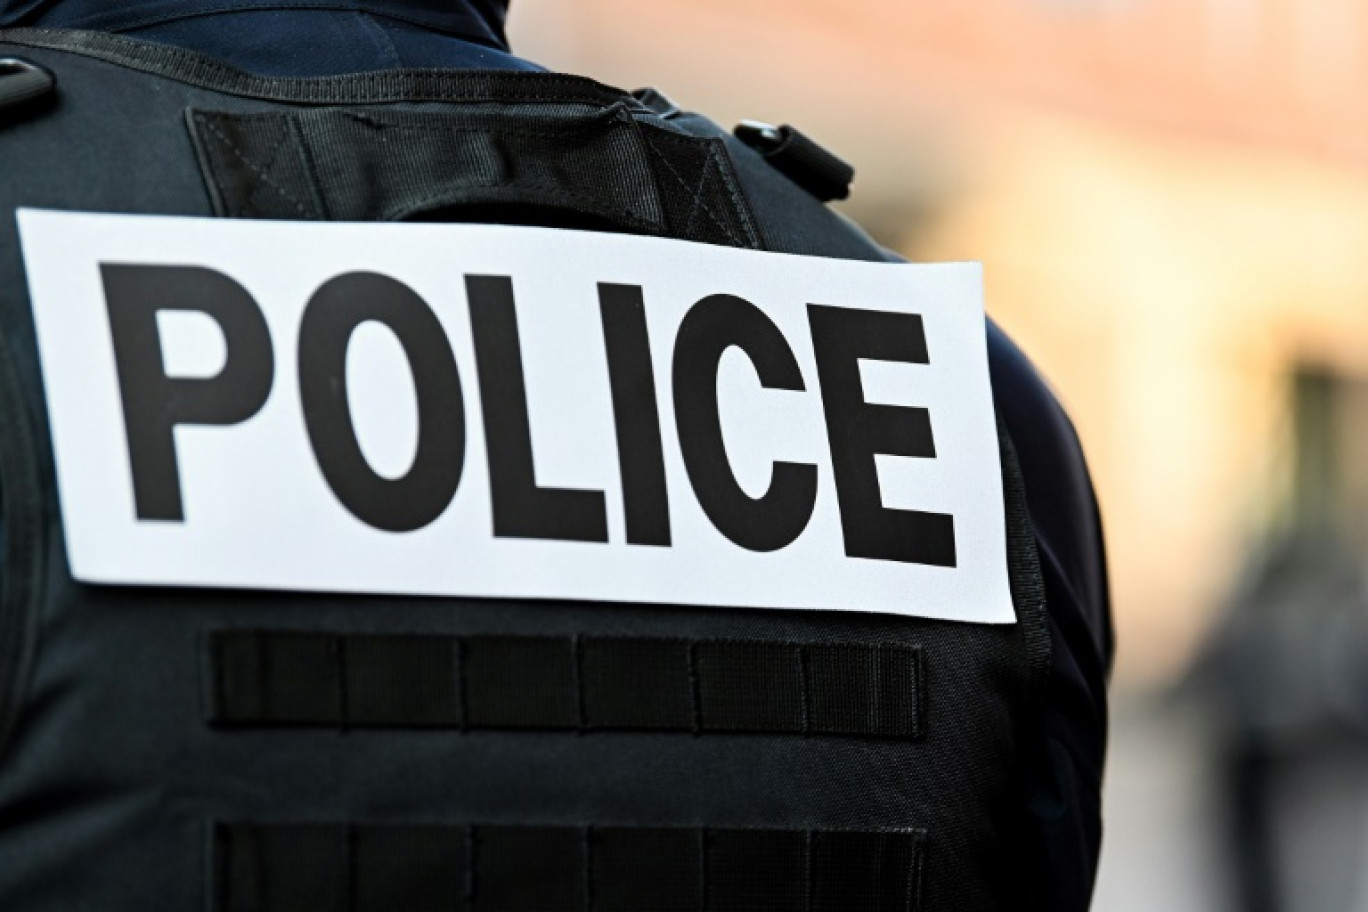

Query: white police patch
left=18, top=209, right=1014, bottom=623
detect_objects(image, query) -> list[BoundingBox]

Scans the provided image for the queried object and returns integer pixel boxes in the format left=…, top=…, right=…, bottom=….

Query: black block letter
left=673, top=294, right=817, bottom=552
left=599, top=283, right=671, bottom=546
left=807, top=305, right=955, bottom=566
left=467, top=275, right=608, bottom=543
left=102, top=264, right=273, bottom=521
left=299, top=272, right=465, bottom=532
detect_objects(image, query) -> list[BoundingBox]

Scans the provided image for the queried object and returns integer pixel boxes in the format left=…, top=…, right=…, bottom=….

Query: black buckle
left=0, top=57, right=55, bottom=115
left=734, top=119, right=854, bottom=202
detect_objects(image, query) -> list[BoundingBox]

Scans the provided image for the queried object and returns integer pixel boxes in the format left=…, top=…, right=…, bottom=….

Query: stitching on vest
left=0, top=29, right=639, bottom=106
left=803, top=830, right=815, bottom=911
left=642, top=133, right=739, bottom=246
left=708, top=142, right=763, bottom=249
left=681, top=153, right=712, bottom=239
left=288, top=113, right=333, bottom=221
left=245, top=120, right=298, bottom=215
left=907, top=830, right=927, bottom=912
left=196, top=114, right=312, bottom=218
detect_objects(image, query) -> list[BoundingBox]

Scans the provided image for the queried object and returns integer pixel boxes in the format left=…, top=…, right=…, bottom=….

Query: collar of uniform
left=0, top=1, right=511, bottom=50
left=0, top=26, right=627, bottom=105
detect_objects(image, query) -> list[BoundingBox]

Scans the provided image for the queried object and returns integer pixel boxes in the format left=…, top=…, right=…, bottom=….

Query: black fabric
left=473, top=826, right=584, bottom=912
left=811, top=830, right=926, bottom=912
left=215, top=823, right=925, bottom=912
left=213, top=630, right=343, bottom=726
left=637, top=124, right=763, bottom=249
left=216, top=823, right=348, bottom=912
left=0, top=323, right=40, bottom=761
left=343, top=634, right=460, bottom=727
left=580, top=637, right=693, bottom=731
left=105, top=13, right=538, bottom=78
left=807, top=644, right=924, bottom=740
left=0, top=1, right=512, bottom=52
left=187, top=103, right=762, bottom=246
left=462, top=636, right=579, bottom=730
left=631, top=86, right=681, bottom=119
left=591, top=827, right=701, bottom=912
left=0, top=28, right=628, bottom=104
left=695, top=641, right=806, bottom=734
left=0, top=30, right=767, bottom=247
left=354, top=825, right=466, bottom=912
left=706, top=828, right=809, bottom=911
left=209, top=631, right=928, bottom=740
left=187, top=105, right=668, bottom=229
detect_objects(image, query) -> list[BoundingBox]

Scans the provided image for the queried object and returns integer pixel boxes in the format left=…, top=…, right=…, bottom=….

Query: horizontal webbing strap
left=185, top=105, right=762, bottom=249
left=215, top=823, right=925, bottom=912
left=207, top=631, right=924, bottom=740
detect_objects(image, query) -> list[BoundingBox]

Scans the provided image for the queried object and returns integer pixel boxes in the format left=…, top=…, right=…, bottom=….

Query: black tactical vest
left=0, top=29, right=1051, bottom=912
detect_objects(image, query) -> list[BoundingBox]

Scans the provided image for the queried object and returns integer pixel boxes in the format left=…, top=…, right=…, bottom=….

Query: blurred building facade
left=510, top=0, right=1368, bottom=691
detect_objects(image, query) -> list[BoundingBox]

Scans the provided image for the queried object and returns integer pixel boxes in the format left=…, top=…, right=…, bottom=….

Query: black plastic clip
left=0, top=57, right=55, bottom=116
left=734, top=120, right=854, bottom=202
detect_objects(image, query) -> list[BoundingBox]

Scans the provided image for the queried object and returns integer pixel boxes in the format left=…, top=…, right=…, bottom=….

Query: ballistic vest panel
left=0, top=28, right=1050, bottom=911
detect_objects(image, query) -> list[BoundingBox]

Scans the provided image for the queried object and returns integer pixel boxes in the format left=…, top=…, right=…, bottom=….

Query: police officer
left=0, top=2, right=1111, bottom=910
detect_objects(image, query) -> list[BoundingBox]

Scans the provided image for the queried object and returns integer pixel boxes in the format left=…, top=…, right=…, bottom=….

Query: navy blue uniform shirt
left=0, top=2, right=1113, bottom=907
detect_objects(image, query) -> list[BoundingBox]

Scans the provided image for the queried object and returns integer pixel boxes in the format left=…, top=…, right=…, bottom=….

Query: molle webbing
left=209, top=631, right=925, bottom=739
left=186, top=106, right=763, bottom=249
left=215, top=822, right=925, bottom=912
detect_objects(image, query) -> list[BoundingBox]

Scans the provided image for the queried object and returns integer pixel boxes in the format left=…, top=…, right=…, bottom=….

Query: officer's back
left=0, top=2, right=1112, bottom=909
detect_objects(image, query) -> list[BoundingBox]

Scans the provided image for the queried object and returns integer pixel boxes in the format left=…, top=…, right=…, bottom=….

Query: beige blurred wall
left=508, top=0, right=1368, bottom=689
left=917, top=114, right=1368, bottom=685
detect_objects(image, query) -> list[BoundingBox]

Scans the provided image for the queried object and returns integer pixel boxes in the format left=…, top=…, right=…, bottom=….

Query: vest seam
left=0, top=328, right=45, bottom=765
left=0, top=27, right=640, bottom=106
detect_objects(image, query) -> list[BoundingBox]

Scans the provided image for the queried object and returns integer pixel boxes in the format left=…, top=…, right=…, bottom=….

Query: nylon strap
left=214, top=822, right=925, bottom=912
left=186, top=106, right=763, bottom=249
left=208, top=631, right=924, bottom=739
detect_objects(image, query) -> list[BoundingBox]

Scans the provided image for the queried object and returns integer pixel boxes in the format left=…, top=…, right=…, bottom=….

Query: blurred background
left=508, top=2, right=1368, bottom=910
